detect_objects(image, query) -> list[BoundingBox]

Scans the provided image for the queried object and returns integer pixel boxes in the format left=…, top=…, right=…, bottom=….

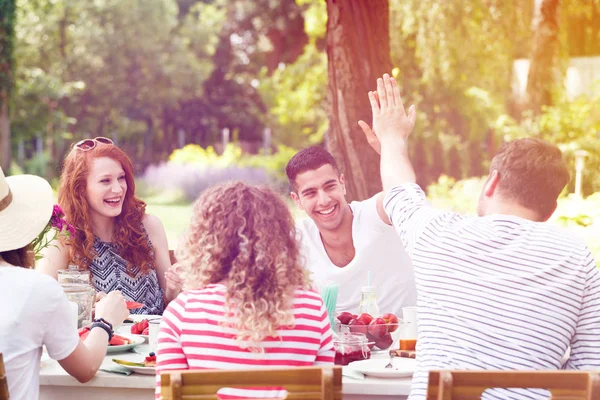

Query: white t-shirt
left=296, top=195, right=417, bottom=318
left=0, top=266, right=80, bottom=400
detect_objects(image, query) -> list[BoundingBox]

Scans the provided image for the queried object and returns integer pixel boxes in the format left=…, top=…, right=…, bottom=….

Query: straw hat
left=0, top=167, right=54, bottom=252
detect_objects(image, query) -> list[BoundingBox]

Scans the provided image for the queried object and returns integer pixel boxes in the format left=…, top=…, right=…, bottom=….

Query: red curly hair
left=58, top=143, right=155, bottom=274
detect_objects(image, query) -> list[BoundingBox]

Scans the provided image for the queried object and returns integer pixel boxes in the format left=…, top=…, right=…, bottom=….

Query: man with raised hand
left=359, top=73, right=600, bottom=400
left=286, top=145, right=417, bottom=320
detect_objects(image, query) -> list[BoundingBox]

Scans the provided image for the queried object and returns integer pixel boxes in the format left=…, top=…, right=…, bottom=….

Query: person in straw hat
left=0, top=167, right=130, bottom=400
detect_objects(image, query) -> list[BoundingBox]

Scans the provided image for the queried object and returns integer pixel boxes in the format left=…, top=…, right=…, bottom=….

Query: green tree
left=258, top=0, right=328, bottom=148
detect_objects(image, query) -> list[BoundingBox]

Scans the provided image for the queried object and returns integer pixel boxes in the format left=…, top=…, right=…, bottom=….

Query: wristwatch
left=91, top=318, right=114, bottom=342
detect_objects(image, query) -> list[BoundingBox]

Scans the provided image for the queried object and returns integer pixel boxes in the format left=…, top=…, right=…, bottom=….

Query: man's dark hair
left=285, top=146, right=339, bottom=190
left=490, top=138, right=570, bottom=218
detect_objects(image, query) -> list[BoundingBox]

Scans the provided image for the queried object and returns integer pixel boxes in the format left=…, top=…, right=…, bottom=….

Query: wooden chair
left=0, top=353, right=9, bottom=400
left=427, top=370, right=600, bottom=400
left=159, top=366, right=342, bottom=400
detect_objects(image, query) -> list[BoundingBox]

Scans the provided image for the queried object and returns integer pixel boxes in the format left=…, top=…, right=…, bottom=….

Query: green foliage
left=12, top=0, right=223, bottom=164
left=169, top=143, right=240, bottom=168
left=257, top=0, right=328, bottom=147
left=496, top=92, right=600, bottom=194
left=427, top=175, right=600, bottom=264
left=0, top=0, right=16, bottom=95
left=388, top=0, right=532, bottom=187
left=169, top=142, right=296, bottom=184
left=426, top=175, right=486, bottom=215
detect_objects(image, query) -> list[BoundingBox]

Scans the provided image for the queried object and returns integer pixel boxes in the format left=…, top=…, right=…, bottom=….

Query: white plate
left=106, top=334, right=145, bottom=353
left=132, top=343, right=153, bottom=355
left=112, top=354, right=156, bottom=375
left=348, top=358, right=416, bottom=378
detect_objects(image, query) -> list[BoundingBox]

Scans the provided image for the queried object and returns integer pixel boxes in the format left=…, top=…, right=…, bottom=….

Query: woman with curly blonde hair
left=38, top=137, right=182, bottom=314
left=156, top=182, right=334, bottom=393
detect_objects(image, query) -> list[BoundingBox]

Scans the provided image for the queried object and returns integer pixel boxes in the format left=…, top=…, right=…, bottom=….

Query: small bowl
left=336, top=321, right=406, bottom=351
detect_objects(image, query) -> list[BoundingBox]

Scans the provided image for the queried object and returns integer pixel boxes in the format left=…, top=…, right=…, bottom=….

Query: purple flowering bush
left=32, top=205, right=75, bottom=260
left=141, top=162, right=276, bottom=202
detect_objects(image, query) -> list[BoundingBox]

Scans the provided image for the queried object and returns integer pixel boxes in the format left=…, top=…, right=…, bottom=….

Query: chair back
left=160, top=366, right=342, bottom=400
left=427, top=370, right=600, bottom=400
left=0, top=353, right=9, bottom=400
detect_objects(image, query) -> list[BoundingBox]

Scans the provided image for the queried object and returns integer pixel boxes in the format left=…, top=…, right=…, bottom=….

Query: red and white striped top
left=155, top=284, right=335, bottom=398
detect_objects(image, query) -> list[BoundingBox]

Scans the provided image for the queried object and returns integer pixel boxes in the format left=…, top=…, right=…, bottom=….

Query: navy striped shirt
left=385, top=184, right=600, bottom=400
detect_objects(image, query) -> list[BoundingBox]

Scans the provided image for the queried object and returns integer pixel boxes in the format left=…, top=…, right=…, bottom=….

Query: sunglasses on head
left=75, top=137, right=114, bottom=151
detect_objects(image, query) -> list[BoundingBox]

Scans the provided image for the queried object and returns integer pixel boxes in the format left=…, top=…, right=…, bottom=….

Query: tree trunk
left=0, top=92, right=10, bottom=172
left=326, top=0, right=392, bottom=201
left=0, top=0, right=16, bottom=172
left=526, top=0, right=562, bottom=114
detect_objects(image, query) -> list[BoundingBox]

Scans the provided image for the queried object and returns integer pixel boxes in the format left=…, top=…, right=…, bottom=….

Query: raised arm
left=143, top=214, right=182, bottom=303
left=359, top=74, right=461, bottom=254
left=358, top=73, right=417, bottom=195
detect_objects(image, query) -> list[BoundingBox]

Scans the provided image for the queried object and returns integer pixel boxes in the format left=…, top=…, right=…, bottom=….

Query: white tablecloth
left=39, top=352, right=411, bottom=400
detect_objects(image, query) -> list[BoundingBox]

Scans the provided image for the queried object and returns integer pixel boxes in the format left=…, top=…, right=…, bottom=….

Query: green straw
left=320, top=283, right=339, bottom=330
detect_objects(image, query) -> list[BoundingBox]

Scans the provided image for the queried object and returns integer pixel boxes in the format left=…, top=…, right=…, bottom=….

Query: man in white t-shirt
left=286, top=146, right=416, bottom=318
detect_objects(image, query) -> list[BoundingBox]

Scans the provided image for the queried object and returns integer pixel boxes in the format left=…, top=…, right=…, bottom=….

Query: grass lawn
left=145, top=203, right=193, bottom=249
left=145, top=197, right=306, bottom=249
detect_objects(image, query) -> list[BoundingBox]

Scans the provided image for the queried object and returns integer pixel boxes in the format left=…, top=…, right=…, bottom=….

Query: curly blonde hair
left=177, top=181, right=310, bottom=351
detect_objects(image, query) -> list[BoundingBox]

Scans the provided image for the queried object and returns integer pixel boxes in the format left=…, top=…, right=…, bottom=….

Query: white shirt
left=385, top=184, right=600, bottom=400
left=296, top=194, right=417, bottom=318
left=0, top=265, right=80, bottom=400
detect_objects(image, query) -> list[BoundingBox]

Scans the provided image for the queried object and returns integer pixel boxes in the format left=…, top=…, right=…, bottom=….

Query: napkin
left=99, top=364, right=133, bottom=375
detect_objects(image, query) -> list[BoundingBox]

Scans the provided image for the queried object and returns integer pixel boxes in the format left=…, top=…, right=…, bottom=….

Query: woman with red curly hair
left=38, top=137, right=182, bottom=314
left=155, top=181, right=334, bottom=398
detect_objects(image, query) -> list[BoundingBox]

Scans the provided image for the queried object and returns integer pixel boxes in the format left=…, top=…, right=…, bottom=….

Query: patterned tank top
left=87, top=231, right=165, bottom=315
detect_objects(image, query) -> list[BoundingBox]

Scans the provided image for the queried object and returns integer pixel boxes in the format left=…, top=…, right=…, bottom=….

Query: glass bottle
left=358, top=285, right=380, bottom=317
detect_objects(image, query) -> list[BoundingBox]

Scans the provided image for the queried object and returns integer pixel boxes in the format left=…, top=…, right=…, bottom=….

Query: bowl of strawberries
left=335, top=311, right=406, bottom=351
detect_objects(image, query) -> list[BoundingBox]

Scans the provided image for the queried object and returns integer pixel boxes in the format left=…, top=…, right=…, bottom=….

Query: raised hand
left=165, top=262, right=184, bottom=295
left=358, top=74, right=416, bottom=153
left=95, top=290, right=129, bottom=329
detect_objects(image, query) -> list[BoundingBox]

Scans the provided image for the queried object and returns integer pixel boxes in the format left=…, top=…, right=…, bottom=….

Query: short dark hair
left=285, top=146, right=339, bottom=190
left=490, top=138, right=570, bottom=218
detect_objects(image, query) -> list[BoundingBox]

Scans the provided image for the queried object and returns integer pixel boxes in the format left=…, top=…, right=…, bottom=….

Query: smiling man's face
left=291, top=164, right=350, bottom=233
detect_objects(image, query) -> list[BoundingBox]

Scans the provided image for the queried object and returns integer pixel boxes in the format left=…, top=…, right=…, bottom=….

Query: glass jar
left=358, top=285, right=380, bottom=317
left=61, top=284, right=96, bottom=329
left=334, top=332, right=371, bottom=366
left=58, top=266, right=91, bottom=285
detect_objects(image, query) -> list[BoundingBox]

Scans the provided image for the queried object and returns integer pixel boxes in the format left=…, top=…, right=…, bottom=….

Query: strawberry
left=142, top=327, right=149, bottom=335
left=130, top=319, right=149, bottom=335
